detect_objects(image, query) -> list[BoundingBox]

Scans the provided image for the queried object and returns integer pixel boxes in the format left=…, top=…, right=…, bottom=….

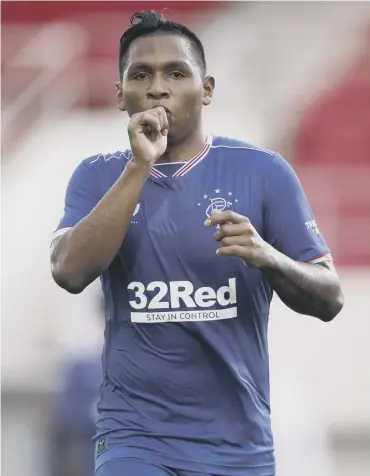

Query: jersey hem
left=95, top=445, right=275, bottom=476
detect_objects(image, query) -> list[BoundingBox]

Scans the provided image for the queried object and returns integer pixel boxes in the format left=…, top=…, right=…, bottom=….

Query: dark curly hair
left=119, top=10, right=206, bottom=80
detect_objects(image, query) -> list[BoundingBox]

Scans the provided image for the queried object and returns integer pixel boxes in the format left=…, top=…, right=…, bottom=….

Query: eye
left=132, top=72, right=149, bottom=80
left=168, top=71, right=186, bottom=79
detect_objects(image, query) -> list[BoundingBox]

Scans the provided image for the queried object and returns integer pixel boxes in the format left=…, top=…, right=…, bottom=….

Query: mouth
left=151, top=105, right=171, bottom=115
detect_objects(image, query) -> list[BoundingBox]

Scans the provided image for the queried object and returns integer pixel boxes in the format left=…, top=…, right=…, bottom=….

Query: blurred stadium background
left=2, top=2, right=370, bottom=476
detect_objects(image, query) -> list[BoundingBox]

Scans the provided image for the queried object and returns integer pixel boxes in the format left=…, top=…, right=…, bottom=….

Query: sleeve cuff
left=305, top=252, right=333, bottom=264
left=50, top=227, right=72, bottom=247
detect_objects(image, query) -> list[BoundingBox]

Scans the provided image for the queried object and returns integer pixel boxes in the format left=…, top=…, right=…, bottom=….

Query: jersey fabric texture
left=54, top=135, right=331, bottom=476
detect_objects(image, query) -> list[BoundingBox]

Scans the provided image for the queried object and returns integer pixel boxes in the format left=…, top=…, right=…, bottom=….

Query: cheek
left=123, top=83, right=148, bottom=112
left=176, top=87, right=203, bottom=115
left=124, top=92, right=145, bottom=114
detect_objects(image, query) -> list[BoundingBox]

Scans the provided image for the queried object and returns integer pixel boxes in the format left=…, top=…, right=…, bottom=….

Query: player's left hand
left=205, top=210, right=276, bottom=268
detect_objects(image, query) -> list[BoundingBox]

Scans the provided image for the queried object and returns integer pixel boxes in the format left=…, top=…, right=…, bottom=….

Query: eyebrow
left=127, top=60, right=192, bottom=73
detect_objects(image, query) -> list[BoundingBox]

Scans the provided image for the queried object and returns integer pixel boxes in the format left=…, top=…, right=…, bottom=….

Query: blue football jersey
left=54, top=135, right=331, bottom=476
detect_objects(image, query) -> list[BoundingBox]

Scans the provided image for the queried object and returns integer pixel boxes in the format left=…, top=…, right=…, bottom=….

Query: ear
left=202, top=75, right=215, bottom=106
left=116, top=81, right=126, bottom=111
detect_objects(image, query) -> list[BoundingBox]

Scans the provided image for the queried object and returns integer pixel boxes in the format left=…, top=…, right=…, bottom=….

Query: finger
left=153, top=107, right=169, bottom=136
left=218, top=235, right=250, bottom=248
left=135, top=112, right=161, bottom=131
left=139, top=113, right=161, bottom=138
left=214, top=223, right=251, bottom=241
left=160, top=109, right=169, bottom=136
left=216, top=244, right=247, bottom=257
left=205, top=210, right=249, bottom=227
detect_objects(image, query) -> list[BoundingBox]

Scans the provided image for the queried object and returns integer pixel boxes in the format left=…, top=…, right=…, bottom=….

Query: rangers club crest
left=198, top=189, right=239, bottom=218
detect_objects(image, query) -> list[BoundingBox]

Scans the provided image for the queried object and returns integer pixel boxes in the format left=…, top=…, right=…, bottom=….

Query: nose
left=146, top=75, right=170, bottom=100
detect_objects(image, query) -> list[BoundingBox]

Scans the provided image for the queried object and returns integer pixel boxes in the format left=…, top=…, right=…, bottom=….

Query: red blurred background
left=2, top=3, right=370, bottom=476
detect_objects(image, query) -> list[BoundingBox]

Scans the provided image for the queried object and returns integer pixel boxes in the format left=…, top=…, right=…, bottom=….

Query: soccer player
left=50, top=10, right=344, bottom=476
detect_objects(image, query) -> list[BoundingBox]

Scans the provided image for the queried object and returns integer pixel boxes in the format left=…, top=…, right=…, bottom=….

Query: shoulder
left=211, top=135, right=275, bottom=157
left=64, top=150, right=130, bottom=195
left=71, top=150, right=131, bottom=186
left=81, top=150, right=131, bottom=171
left=211, top=135, right=294, bottom=175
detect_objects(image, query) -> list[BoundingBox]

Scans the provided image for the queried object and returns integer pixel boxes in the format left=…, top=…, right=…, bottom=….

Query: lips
left=151, top=105, right=171, bottom=115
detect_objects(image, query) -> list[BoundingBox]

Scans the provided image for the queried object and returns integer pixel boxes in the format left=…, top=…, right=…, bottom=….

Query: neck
left=157, top=127, right=207, bottom=164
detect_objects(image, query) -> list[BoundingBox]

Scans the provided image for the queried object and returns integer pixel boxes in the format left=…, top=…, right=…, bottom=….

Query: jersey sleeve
left=263, top=154, right=331, bottom=263
left=52, top=161, right=102, bottom=243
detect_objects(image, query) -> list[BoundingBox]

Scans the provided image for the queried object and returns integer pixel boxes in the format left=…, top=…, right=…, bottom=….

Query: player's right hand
left=128, top=107, right=169, bottom=166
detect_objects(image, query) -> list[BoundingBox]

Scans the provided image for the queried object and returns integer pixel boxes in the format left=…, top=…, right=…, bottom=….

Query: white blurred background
left=2, top=2, right=370, bottom=476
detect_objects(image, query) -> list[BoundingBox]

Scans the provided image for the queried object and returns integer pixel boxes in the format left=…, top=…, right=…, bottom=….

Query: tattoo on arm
left=262, top=256, right=343, bottom=321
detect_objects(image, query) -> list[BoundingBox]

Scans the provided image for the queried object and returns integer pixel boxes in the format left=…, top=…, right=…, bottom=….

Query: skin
left=51, top=30, right=344, bottom=322
left=50, top=32, right=214, bottom=292
left=205, top=210, right=344, bottom=321
left=117, top=32, right=215, bottom=164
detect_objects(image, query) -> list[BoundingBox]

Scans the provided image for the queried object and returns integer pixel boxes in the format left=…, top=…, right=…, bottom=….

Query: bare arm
left=51, top=161, right=151, bottom=293
left=208, top=210, right=344, bottom=322
left=51, top=107, right=169, bottom=294
left=260, top=255, right=344, bottom=321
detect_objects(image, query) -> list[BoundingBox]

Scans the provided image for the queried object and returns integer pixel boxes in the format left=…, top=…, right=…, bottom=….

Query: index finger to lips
left=204, top=210, right=249, bottom=227
left=153, top=107, right=168, bottom=134
left=159, top=108, right=169, bottom=133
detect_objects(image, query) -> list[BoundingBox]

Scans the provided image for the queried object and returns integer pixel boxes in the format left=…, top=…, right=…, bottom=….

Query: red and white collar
left=150, top=133, right=213, bottom=179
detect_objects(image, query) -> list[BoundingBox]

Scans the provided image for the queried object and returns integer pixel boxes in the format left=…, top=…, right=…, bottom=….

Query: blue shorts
left=95, top=457, right=217, bottom=476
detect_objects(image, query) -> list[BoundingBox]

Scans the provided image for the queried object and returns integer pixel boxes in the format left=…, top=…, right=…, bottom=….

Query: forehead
left=126, top=32, right=196, bottom=68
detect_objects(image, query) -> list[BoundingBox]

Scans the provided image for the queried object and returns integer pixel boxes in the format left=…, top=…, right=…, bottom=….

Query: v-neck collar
left=149, top=133, right=213, bottom=179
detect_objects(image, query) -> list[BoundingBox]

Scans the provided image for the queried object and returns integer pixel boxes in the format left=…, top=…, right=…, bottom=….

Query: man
left=50, top=10, right=344, bottom=476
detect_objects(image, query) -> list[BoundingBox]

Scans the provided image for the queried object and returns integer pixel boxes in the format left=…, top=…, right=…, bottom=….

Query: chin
left=166, top=127, right=188, bottom=145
